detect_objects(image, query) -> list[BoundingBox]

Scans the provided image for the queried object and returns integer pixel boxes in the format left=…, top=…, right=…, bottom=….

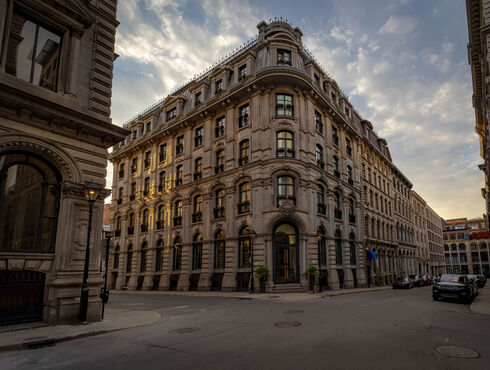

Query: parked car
left=433, top=274, right=476, bottom=303
left=393, top=277, right=414, bottom=289
left=467, top=275, right=481, bottom=295
left=410, top=275, right=424, bottom=287
left=420, top=275, right=431, bottom=286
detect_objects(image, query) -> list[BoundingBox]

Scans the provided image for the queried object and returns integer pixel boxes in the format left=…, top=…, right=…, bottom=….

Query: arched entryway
left=273, top=223, right=299, bottom=284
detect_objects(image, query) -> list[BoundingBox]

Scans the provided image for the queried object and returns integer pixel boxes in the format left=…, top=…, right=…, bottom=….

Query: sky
left=109, top=0, right=483, bottom=220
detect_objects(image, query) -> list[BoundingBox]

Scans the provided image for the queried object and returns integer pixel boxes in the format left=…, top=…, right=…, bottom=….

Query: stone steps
left=272, top=284, right=307, bottom=293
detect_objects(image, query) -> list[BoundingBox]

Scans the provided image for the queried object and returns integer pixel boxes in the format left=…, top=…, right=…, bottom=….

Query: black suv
left=433, top=274, right=476, bottom=303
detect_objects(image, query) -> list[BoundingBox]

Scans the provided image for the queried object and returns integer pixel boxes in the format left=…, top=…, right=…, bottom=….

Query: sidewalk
left=0, top=308, right=160, bottom=353
left=112, top=285, right=393, bottom=301
left=470, top=286, right=490, bottom=315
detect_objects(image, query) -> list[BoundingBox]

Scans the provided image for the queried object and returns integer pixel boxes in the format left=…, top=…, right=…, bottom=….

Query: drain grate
left=23, top=339, right=56, bottom=349
left=169, top=327, right=201, bottom=334
left=274, top=321, right=302, bottom=328
left=436, top=346, right=479, bottom=359
left=283, top=310, right=304, bottom=314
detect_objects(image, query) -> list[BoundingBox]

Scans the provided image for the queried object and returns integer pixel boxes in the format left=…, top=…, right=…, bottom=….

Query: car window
left=440, top=275, right=459, bottom=283
left=458, top=277, right=466, bottom=283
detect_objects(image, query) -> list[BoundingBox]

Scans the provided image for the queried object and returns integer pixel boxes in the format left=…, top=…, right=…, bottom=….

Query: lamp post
left=80, top=181, right=101, bottom=323
left=249, top=229, right=257, bottom=294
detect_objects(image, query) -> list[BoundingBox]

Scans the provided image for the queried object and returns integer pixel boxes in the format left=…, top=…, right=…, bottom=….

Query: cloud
left=379, top=15, right=417, bottom=35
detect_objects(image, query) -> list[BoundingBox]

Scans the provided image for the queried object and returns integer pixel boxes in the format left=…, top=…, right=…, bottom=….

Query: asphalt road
left=1, top=287, right=489, bottom=370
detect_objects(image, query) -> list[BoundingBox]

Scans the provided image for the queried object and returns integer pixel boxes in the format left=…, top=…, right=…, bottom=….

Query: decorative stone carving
left=279, top=200, right=296, bottom=215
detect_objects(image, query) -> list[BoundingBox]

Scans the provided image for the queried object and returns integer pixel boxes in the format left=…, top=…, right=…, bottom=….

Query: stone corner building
left=0, top=0, right=127, bottom=325
left=108, top=20, right=444, bottom=293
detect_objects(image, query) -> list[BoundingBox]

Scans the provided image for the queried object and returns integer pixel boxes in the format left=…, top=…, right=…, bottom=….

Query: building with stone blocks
left=392, top=168, right=417, bottom=276
left=108, top=20, right=368, bottom=292
left=443, top=217, right=489, bottom=276
left=0, top=0, right=127, bottom=325
left=411, top=191, right=430, bottom=275
left=467, top=0, right=490, bottom=220
left=359, top=121, right=398, bottom=285
left=426, top=205, right=445, bottom=276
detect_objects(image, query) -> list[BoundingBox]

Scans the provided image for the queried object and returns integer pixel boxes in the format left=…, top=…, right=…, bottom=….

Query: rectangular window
left=166, top=107, right=177, bottom=122
left=131, top=158, right=137, bottom=174
left=215, top=117, right=225, bottom=138
left=346, top=138, right=352, bottom=157
left=158, top=171, right=165, bottom=191
left=172, top=246, right=182, bottom=270
left=146, top=121, right=151, bottom=132
left=276, top=94, right=293, bottom=116
left=194, top=92, right=202, bottom=106
left=6, top=12, right=62, bottom=92
left=159, top=143, right=167, bottom=162
left=238, top=104, right=250, bottom=128
left=315, top=111, right=323, bottom=134
left=277, top=49, right=291, bottom=66
left=238, top=65, right=247, bottom=81
left=332, top=126, right=339, bottom=146
left=144, top=151, right=151, bottom=168
left=239, top=238, right=251, bottom=267
left=176, top=136, right=184, bottom=155
left=192, top=244, right=202, bottom=270
left=194, top=126, right=203, bottom=147
left=314, top=74, right=320, bottom=85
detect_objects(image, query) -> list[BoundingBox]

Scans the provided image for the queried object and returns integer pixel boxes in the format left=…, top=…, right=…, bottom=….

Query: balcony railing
left=143, top=190, right=149, bottom=196
left=238, top=201, right=250, bottom=214
left=239, top=114, right=249, bottom=127
left=144, top=160, right=150, bottom=168
left=156, top=219, right=164, bottom=230
left=127, top=226, right=134, bottom=235
left=140, top=223, right=148, bottom=233
left=349, top=214, right=356, bottom=224
left=158, top=184, right=164, bottom=191
left=214, top=206, right=225, bottom=219
left=173, top=216, right=182, bottom=226
left=192, top=212, right=202, bottom=223
left=317, top=203, right=326, bottom=215
left=114, top=229, right=121, bottom=237
left=215, top=164, right=224, bottom=174
left=117, top=198, right=122, bottom=205
left=348, top=178, right=354, bottom=185
left=277, top=149, right=295, bottom=158
left=129, top=194, right=135, bottom=201
left=118, top=171, right=124, bottom=179
left=130, top=165, right=137, bottom=174
left=175, top=179, right=183, bottom=186
left=333, top=136, right=339, bottom=146
left=317, top=160, right=325, bottom=169
left=334, top=170, right=340, bottom=178
left=334, top=209, right=342, bottom=220
left=194, top=172, right=203, bottom=181
left=176, top=145, right=183, bottom=155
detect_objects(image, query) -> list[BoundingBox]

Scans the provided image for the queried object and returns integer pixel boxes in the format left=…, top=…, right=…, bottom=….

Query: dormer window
left=277, top=49, right=291, bottom=66
left=331, top=92, right=337, bottom=103
left=345, top=107, right=350, bottom=117
left=146, top=121, right=151, bottom=132
left=238, top=65, right=247, bottom=81
left=314, top=74, right=320, bottom=85
left=132, top=130, right=137, bottom=140
left=6, top=12, right=62, bottom=92
left=194, top=92, right=202, bottom=107
left=166, top=107, right=176, bottom=122
left=215, top=79, right=223, bottom=95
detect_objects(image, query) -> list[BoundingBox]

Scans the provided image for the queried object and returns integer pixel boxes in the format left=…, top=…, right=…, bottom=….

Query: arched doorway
left=273, top=223, right=299, bottom=284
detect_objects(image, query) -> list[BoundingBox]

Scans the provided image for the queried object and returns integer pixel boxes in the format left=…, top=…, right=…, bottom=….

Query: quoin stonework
left=108, top=20, right=444, bottom=293
left=0, top=0, right=127, bottom=324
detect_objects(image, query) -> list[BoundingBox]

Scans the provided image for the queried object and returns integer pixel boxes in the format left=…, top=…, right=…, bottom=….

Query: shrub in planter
left=255, top=266, right=269, bottom=293
left=306, top=266, right=319, bottom=291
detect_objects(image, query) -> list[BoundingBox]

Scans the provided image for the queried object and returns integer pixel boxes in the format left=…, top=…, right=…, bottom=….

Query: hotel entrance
left=273, top=223, right=299, bottom=284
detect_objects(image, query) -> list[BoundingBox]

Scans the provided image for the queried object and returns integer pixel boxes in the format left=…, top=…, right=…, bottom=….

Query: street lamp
left=80, top=181, right=101, bottom=323
left=100, top=230, right=113, bottom=320
left=249, top=229, right=257, bottom=294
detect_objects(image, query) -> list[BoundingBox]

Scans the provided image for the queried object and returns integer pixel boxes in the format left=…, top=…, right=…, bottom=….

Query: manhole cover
left=436, top=346, right=479, bottom=359
left=274, top=321, right=302, bottom=328
left=169, top=327, right=201, bottom=334
left=283, top=310, right=304, bottom=314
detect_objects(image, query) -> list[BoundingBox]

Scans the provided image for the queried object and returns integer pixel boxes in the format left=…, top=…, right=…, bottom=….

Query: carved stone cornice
left=279, top=200, right=295, bottom=215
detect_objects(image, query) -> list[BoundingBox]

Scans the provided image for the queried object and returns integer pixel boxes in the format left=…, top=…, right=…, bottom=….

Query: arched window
left=0, top=152, right=61, bottom=253
left=316, top=144, right=324, bottom=168
left=214, top=230, right=226, bottom=269
left=141, top=209, right=149, bottom=232
left=239, top=140, right=249, bottom=166
left=172, top=236, right=182, bottom=271
left=126, top=244, right=133, bottom=273
left=215, top=150, right=225, bottom=173
left=194, top=157, right=202, bottom=180
left=156, top=205, right=164, bottom=229
left=215, top=189, right=225, bottom=218
left=451, top=243, right=457, bottom=251
left=175, top=165, right=183, bottom=186
left=173, top=200, right=182, bottom=226
left=317, top=184, right=326, bottom=214
left=349, top=233, right=356, bottom=265
left=140, top=241, right=148, bottom=272
left=192, top=234, right=203, bottom=270
left=155, top=239, right=164, bottom=272
left=192, top=195, right=202, bottom=222
left=238, top=182, right=250, bottom=213
left=238, top=226, right=251, bottom=268
left=113, top=245, right=120, bottom=269
left=277, top=131, right=294, bottom=157
left=444, top=244, right=449, bottom=251
left=335, top=230, right=342, bottom=265
left=318, top=227, right=327, bottom=267
left=277, top=176, right=295, bottom=206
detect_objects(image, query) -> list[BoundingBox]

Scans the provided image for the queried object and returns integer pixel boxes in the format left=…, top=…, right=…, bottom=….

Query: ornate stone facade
left=0, top=0, right=127, bottom=324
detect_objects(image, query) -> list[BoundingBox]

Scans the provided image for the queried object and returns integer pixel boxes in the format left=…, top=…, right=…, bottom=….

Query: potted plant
left=306, top=266, right=318, bottom=291
left=255, top=266, right=269, bottom=293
